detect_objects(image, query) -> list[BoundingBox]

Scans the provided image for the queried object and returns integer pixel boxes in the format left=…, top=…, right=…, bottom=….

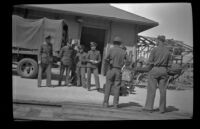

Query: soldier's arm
left=75, top=52, right=79, bottom=63
left=58, top=47, right=63, bottom=59
left=86, top=51, right=90, bottom=62
left=97, top=51, right=101, bottom=63
left=168, top=53, right=173, bottom=67
left=147, top=48, right=155, bottom=65
left=50, top=44, right=53, bottom=63
left=125, top=52, right=130, bottom=61
left=50, top=44, right=53, bottom=57
left=105, top=49, right=111, bottom=61
left=38, top=45, right=43, bottom=62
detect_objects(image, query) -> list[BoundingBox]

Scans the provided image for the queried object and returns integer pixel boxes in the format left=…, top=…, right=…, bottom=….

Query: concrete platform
left=12, top=68, right=193, bottom=120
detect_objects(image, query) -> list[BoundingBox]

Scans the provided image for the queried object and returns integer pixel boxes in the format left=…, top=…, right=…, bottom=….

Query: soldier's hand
left=38, top=60, right=41, bottom=64
left=57, top=62, right=61, bottom=65
left=89, top=60, right=95, bottom=63
left=94, top=61, right=98, bottom=64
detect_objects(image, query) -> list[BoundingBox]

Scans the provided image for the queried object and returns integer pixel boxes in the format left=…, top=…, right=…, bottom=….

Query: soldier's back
left=152, top=46, right=170, bottom=66
left=109, top=46, right=126, bottom=68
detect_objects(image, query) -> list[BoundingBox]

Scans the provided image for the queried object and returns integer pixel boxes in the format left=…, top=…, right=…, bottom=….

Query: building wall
left=110, top=21, right=137, bottom=46
left=110, top=21, right=138, bottom=62
left=61, top=15, right=80, bottom=40
left=79, top=16, right=110, bottom=44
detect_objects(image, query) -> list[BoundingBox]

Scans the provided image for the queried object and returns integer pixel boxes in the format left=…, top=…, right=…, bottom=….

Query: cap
left=157, top=35, right=165, bottom=42
left=72, top=39, right=79, bottom=45
left=113, top=36, right=122, bottom=43
left=90, top=42, right=97, bottom=47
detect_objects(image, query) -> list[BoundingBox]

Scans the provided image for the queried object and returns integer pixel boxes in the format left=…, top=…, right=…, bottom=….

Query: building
left=13, top=4, right=158, bottom=73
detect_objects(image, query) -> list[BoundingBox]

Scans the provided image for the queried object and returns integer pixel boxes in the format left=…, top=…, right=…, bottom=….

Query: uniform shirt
left=59, top=45, right=76, bottom=66
left=87, top=50, right=101, bottom=68
left=38, top=42, right=53, bottom=64
left=105, top=45, right=127, bottom=69
left=148, top=44, right=171, bottom=67
left=76, top=52, right=87, bottom=67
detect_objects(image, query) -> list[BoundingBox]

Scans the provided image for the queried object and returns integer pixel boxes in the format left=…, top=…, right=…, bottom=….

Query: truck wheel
left=17, top=58, right=38, bottom=78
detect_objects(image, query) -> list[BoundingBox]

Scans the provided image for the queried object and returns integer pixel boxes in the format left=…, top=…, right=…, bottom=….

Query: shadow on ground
left=165, top=106, right=179, bottom=113
left=118, top=102, right=143, bottom=108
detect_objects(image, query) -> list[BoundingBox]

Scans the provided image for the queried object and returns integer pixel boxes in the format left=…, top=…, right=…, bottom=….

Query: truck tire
left=17, top=58, right=38, bottom=78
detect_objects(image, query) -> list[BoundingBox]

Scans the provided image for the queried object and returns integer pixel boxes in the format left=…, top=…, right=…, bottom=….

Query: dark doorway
left=80, top=26, right=106, bottom=73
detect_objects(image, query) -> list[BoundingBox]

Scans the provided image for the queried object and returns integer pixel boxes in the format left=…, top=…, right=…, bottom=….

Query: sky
left=110, top=3, right=193, bottom=47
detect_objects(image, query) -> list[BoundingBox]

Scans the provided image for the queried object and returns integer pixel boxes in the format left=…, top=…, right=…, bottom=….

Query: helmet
left=90, top=42, right=97, bottom=47
left=113, top=36, right=122, bottom=43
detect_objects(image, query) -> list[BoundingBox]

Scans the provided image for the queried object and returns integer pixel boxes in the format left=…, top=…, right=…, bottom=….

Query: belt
left=111, top=67, right=121, bottom=70
left=154, top=65, right=168, bottom=67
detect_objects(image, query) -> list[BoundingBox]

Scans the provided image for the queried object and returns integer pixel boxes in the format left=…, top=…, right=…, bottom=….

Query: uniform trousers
left=103, top=68, right=121, bottom=106
left=76, top=67, right=86, bottom=87
left=38, top=63, right=52, bottom=87
left=59, top=63, right=72, bottom=85
left=144, top=67, right=168, bottom=112
left=87, top=67, right=100, bottom=89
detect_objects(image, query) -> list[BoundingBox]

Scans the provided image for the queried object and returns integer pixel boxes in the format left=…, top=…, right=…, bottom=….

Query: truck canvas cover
left=12, top=15, right=65, bottom=51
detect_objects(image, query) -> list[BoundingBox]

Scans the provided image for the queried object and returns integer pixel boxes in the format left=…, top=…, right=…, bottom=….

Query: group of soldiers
left=37, top=35, right=172, bottom=114
left=38, top=35, right=101, bottom=91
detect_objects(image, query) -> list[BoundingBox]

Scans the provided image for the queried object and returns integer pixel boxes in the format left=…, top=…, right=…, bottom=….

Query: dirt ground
left=12, top=68, right=193, bottom=119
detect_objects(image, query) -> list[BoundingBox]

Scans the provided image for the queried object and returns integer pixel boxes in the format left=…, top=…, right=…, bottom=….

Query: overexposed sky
left=111, top=3, right=193, bottom=47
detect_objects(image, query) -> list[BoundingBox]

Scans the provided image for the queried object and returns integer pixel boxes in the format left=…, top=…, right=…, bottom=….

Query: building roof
left=15, top=4, right=158, bottom=32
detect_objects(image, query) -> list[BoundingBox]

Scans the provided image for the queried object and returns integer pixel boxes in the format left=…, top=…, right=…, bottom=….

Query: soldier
left=76, top=45, right=87, bottom=87
left=38, top=35, right=53, bottom=87
left=86, top=42, right=101, bottom=91
left=102, top=36, right=128, bottom=108
left=142, top=35, right=171, bottom=113
left=58, top=40, right=76, bottom=86
left=70, top=40, right=79, bottom=85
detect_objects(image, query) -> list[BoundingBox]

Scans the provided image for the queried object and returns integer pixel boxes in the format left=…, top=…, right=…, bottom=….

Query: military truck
left=12, top=15, right=68, bottom=78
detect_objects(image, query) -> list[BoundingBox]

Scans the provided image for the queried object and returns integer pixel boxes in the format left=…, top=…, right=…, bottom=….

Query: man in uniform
left=76, top=45, right=87, bottom=87
left=38, top=35, right=53, bottom=87
left=102, top=36, right=128, bottom=108
left=70, top=40, right=79, bottom=85
left=58, top=40, right=76, bottom=86
left=86, top=42, right=101, bottom=91
left=142, top=35, right=171, bottom=113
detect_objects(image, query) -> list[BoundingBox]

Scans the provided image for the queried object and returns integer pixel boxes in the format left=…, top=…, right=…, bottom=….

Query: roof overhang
left=14, top=4, right=158, bottom=33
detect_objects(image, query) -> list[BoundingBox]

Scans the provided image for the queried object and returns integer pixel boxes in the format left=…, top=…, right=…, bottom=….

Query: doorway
left=80, top=26, right=106, bottom=73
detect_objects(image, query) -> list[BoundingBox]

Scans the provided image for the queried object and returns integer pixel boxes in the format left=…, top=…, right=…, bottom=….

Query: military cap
left=157, top=35, right=166, bottom=42
left=90, top=42, right=97, bottom=47
left=45, top=35, right=51, bottom=39
left=113, top=36, right=122, bottom=43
